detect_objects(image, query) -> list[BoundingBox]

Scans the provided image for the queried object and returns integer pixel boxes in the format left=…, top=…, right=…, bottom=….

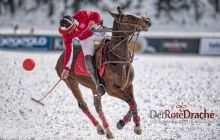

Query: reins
left=94, top=23, right=142, bottom=64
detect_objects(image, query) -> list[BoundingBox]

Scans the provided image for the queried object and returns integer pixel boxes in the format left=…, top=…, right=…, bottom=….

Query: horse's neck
left=109, top=21, right=130, bottom=60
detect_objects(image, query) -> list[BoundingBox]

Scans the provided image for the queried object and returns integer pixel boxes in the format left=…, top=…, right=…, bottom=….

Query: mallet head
left=31, top=98, right=44, bottom=106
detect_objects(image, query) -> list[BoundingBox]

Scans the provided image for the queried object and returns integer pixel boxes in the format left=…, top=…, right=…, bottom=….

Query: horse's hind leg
left=93, top=91, right=115, bottom=139
left=64, top=78, right=104, bottom=135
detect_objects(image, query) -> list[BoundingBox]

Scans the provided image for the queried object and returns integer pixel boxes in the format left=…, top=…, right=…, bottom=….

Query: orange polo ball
left=23, top=58, right=35, bottom=71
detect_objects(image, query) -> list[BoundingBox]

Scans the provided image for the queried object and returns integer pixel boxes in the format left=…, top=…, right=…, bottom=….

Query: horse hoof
left=106, top=133, right=115, bottom=139
left=134, top=124, right=142, bottom=135
left=96, top=124, right=105, bottom=135
left=116, top=120, right=125, bottom=130
left=106, top=128, right=115, bottom=139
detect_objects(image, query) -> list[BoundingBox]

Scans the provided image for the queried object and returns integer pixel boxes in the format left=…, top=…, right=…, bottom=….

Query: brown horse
left=55, top=7, right=151, bottom=139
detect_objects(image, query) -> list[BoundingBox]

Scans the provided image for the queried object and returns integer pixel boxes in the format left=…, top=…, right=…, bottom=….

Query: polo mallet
left=31, top=79, right=62, bottom=106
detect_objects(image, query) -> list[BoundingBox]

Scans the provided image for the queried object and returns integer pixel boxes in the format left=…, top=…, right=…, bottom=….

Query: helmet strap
left=74, top=19, right=79, bottom=26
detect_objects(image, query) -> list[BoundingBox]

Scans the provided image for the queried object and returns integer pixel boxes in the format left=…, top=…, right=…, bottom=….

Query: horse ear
left=108, top=10, right=118, bottom=18
left=117, top=6, right=123, bottom=14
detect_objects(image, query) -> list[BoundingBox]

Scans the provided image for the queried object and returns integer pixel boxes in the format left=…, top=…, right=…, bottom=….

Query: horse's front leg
left=93, top=91, right=115, bottom=139
left=116, top=98, right=142, bottom=135
left=126, top=84, right=142, bottom=135
left=117, top=109, right=132, bottom=129
left=112, top=84, right=142, bottom=135
left=128, top=98, right=142, bottom=135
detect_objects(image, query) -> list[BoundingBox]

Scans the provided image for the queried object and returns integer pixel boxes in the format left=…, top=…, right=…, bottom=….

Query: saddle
left=73, top=39, right=110, bottom=78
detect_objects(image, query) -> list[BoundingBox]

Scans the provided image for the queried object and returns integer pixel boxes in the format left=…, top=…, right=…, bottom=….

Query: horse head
left=109, top=6, right=152, bottom=32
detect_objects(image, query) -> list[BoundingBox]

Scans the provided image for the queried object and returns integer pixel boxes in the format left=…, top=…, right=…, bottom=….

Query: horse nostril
left=147, top=20, right=152, bottom=27
left=143, top=17, right=152, bottom=27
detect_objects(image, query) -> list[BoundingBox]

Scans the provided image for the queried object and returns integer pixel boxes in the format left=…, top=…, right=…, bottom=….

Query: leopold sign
left=0, top=35, right=52, bottom=50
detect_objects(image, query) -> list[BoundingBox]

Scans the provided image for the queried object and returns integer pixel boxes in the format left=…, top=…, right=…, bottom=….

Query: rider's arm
left=63, top=34, right=74, bottom=71
left=88, top=11, right=102, bottom=25
left=73, top=10, right=102, bottom=31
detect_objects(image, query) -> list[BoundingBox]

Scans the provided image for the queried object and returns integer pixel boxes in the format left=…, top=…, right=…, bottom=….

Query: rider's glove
left=61, top=69, right=69, bottom=80
left=90, top=24, right=99, bottom=32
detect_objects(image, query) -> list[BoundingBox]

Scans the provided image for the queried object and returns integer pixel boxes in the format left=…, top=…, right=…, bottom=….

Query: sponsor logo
left=0, top=36, right=48, bottom=48
left=163, top=40, right=188, bottom=52
left=199, top=38, right=220, bottom=55
left=53, top=37, right=64, bottom=50
left=150, top=102, right=215, bottom=119
left=209, top=42, right=220, bottom=49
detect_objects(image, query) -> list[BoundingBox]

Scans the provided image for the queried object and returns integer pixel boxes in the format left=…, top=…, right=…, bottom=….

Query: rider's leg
left=80, top=37, right=105, bottom=96
left=84, top=55, right=106, bottom=96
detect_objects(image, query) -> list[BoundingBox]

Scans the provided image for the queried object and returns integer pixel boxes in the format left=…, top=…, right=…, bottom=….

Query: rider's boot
left=85, top=55, right=105, bottom=96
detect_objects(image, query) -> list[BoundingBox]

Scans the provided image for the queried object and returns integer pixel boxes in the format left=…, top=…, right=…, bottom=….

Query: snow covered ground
left=0, top=50, right=220, bottom=140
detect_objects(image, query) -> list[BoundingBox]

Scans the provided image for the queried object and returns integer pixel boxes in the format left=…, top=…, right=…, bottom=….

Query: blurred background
left=1, top=0, right=220, bottom=31
left=0, top=0, right=220, bottom=55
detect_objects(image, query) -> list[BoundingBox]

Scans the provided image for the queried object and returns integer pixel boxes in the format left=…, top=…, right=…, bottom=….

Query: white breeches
left=80, top=32, right=111, bottom=56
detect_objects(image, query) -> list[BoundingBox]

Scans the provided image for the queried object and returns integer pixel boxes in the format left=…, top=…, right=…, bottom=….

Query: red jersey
left=61, top=10, right=102, bottom=71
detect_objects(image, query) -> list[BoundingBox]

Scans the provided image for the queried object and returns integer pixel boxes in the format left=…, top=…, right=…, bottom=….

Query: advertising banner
left=52, top=37, right=81, bottom=50
left=52, top=37, right=64, bottom=50
left=144, top=38, right=200, bottom=53
left=199, top=38, right=220, bottom=55
left=0, top=35, right=52, bottom=50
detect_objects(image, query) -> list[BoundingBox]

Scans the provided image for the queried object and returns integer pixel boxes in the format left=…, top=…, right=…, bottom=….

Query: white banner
left=199, top=38, right=220, bottom=55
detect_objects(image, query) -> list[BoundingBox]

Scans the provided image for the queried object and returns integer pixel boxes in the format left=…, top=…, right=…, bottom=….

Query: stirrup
left=96, top=84, right=106, bottom=96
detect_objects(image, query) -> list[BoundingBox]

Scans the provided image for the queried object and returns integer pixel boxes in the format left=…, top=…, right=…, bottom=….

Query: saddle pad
left=74, top=50, right=107, bottom=78
left=74, top=51, right=90, bottom=77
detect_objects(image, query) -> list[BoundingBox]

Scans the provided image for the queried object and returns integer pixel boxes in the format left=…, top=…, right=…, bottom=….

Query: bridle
left=94, top=13, right=146, bottom=64
left=116, top=13, right=148, bottom=32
